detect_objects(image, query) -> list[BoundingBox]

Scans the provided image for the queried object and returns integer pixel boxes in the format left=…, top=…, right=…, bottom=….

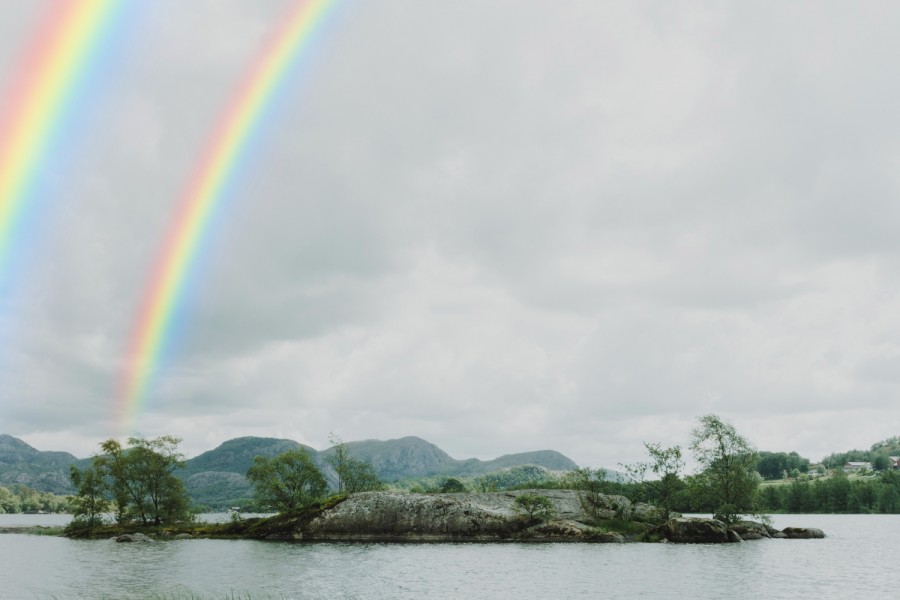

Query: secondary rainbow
left=0, top=0, right=129, bottom=297
left=118, top=0, right=339, bottom=431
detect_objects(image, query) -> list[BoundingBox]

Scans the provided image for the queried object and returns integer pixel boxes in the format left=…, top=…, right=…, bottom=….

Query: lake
left=0, top=513, right=895, bottom=599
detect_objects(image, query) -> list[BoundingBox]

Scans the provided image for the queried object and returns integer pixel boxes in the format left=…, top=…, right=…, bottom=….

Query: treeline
left=0, top=483, right=69, bottom=514
left=66, top=434, right=388, bottom=534
left=821, top=436, right=900, bottom=470
left=755, top=451, right=811, bottom=480
left=757, top=471, right=900, bottom=513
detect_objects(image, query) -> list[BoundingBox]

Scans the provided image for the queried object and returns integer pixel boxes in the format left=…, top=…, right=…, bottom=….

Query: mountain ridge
left=0, top=433, right=579, bottom=506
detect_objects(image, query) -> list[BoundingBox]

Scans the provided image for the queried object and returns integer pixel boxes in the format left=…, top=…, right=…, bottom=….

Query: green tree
left=68, top=463, right=108, bottom=530
left=326, top=433, right=350, bottom=493
left=341, top=458, right=384, bottom=493
left=570, top=467, right=608, bottom=521
left=756, top=452, right=787, bottom=480
left=514, top=494, right=555, bottom=521
left=0, top=485, right=21, bottom=514
left=326, top=433, right=384, bottom=494
left=440, top=477, right=467, bottom=493
left=95, top=436, right=191, bottom=526
left=872, top=454, right=892, bottom=472
left=625, top=443, right=685, bottom=521
left=688, top=414, right=760, bottom=524
left=246, top=448, right=327, bottom=512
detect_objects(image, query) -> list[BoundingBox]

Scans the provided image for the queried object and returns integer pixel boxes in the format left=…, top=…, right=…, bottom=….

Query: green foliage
left=819, top=435, right=900, bottom=470
left=623, top=443, right=685, bottom=522
left=474, top=465, right=559, bottom=491
left=756, top=469, right=900, bottom=513
left=94, top=436, right=191, bottom=526
left=569, top=467, right=610, bottom=521
left=756, top=451, right=810, bottom=480
left=513, top=493, right=555, bottom=521
left=68, top=463, right=108, bottom=529
left=872, top=454, right=892, bottom=472
left=341, top=458, right=385, bottom=493
left=0, top=482, right=69, bottom=514
left=325, top=433, right=385, bottom=494
left=440, top=477, right=467, bottom=493
left=65, top=436, right=192, bottom=534
left=246, top=448, right=327, bottom=513
left=688, top=414, right=761, bottom=524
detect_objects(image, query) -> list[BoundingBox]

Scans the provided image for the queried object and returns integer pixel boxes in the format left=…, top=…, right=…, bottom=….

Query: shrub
left=514, top=494, right=555, bottom=521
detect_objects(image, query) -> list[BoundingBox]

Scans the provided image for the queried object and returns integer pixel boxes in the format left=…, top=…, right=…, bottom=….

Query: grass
left=0, top=525, right=66, bottom=536
left=590, top=517, right=652, bottom=536
left=62, top=495, right=351, bottom=540
left=759, top=472, right=874, bottom=487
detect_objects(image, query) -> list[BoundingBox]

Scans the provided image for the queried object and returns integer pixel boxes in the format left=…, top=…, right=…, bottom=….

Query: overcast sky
left=2, top=0, right=900, bottom=469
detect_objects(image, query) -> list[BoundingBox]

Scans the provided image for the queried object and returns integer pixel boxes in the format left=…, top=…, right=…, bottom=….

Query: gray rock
left=526, top=519, right=592, bottom=540
left=300, top=490, right=643, bottom=542
left=591, top=531, right=625, bottom=543
left=782, top=527, right=825, bottom=539
left=654, top=517, right=731, bottom=544
left=727, top=530, right=743, bottom=543
left=730, top=521, right=771, bottom=540
left=115, top=533, right=154, bottom=543
left=173, top=533, right=193, bottom=540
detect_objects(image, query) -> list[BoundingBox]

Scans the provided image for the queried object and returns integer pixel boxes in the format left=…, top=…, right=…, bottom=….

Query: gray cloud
left=2, top=1, right=900, bottom=466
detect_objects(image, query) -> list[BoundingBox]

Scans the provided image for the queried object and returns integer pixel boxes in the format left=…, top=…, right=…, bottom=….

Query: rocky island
left=121, top=490, right=823, bottom=545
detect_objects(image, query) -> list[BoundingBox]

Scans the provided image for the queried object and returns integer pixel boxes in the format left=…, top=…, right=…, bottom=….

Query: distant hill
left=0, top=434, right=89, bottom=494
left=319, top=436, right=579, bottom=481
left=321, top=437, right=454, bottom=480
left=0, top=433, right=579, bottom=508
left=179, top=437, right=312, bottom=477
left=177, top=437, right=337, bottom=507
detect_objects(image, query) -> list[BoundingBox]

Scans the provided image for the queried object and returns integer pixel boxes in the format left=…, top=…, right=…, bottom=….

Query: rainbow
left=0, top=0, right=131, bottom=299
left=118, top=0, right=340, bottom=431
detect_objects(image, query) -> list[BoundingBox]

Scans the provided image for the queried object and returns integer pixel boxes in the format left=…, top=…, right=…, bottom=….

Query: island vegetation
left=1, top=414, right=896, bottom=544
left=49, top=415, right=820, bottom=543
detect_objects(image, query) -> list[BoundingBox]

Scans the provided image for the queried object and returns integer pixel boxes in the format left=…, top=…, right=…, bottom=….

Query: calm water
left=0, top=514, right=894, bottom=599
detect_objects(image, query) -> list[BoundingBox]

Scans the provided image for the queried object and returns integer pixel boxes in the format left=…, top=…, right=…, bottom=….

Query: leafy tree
left=514, top=494, right=555, bottom=521
left=440, top=477, right=467, bottom=493
left=688, top=414, right=760, bottom=524
left=341, top=458, right=384, bottom=493
left=872, top=454, right=892, bottom=472
left=0, top=485, right=21, bottom=514
left=624, top=443, right=685, bottom=521
left=246, top=448, right=327, bottom=512
left=68, top=463, right=108, bottom=530
left=756, top=451, right=810, bottom=480
left=95, top=436, right=191, bottom=526
left=879, top=483, right=899, bottom=513
left=326, top=433, right=384, bottom=494
left=570, top=467, right=608, bottom=521
left=327, top=433, right=351, bottom=493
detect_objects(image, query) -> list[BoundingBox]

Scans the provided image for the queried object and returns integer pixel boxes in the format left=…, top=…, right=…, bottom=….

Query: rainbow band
left=119, top=0, right=339, bottom=431
left=0, top=0, right=127, bottom=295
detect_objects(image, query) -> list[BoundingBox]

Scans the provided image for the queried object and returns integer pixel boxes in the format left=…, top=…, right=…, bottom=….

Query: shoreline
left=53, top=490, right=826, bottom=544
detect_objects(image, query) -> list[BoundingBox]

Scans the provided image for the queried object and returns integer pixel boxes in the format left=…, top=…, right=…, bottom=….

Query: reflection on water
left=0, top=514, right=897, bottom=599
left=0, top=512, right=272, bottom=527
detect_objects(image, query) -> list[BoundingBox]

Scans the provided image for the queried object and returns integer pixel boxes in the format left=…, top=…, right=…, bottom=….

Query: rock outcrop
left=653, top=518, right=734, bottom=544
left=781, top=527, right=825, bottom=539
left=114, top=533, right=154, bottom=543
left=267, top=490, right=654, bottom=542
left=651, top=518, right=826, bottom=544
left=730, top=520, right=772, bottom=540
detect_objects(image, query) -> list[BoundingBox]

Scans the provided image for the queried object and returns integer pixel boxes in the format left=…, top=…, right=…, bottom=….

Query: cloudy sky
left=2, top=0, right=900, bottom=469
